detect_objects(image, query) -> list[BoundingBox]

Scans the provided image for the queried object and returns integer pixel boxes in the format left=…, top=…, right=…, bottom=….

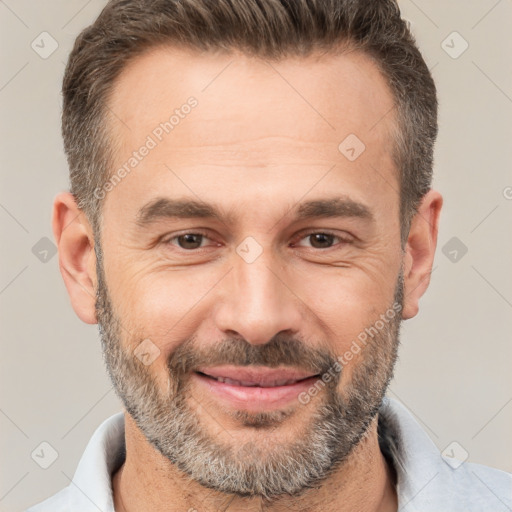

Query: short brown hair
left=62, top=0, right=437, bottom=245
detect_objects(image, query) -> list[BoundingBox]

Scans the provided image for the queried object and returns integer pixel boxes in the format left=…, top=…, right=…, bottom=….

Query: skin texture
left=53, top=45, right=442, bottom=511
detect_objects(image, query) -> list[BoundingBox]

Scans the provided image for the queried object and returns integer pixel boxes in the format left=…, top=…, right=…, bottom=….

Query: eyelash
left=162, top=230, right=352, bottom=251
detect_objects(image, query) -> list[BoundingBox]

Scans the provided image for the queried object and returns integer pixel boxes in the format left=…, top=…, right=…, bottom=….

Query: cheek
left=293, top=267, right=394, bottom=327
left=115, top=269, right=218, bottom=350
left=289, top=267, right=398, bottom=386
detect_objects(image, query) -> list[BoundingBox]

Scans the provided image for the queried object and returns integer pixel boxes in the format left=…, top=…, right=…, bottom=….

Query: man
left=27, top=0, right=511, bottom=511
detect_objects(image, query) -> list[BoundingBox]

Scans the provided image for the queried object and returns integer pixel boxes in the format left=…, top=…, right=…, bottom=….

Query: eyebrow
left=135, top=196, right=374, bottom=227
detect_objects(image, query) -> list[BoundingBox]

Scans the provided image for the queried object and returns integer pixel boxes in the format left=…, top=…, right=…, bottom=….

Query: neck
left=112, top=412, right=397, bottom=512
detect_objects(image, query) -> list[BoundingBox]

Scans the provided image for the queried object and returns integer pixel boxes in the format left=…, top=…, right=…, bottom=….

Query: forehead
left=104, top=45, right=398, bottom=224
left=108, top=44, right=395, bottom=148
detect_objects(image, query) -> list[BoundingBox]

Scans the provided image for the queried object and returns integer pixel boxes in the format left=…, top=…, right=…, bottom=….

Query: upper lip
left=195, top=365, right=318, bottom=387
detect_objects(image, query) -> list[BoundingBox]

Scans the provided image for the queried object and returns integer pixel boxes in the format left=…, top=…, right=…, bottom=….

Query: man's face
left=96, top=46, right=404, bottom=498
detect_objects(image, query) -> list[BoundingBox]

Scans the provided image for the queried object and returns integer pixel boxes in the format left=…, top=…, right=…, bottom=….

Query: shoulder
left=379, top=397, right=512, bottom=512
left=441, top=459, right=512, bottom=510
left=25, top=412, right=124, bottom=512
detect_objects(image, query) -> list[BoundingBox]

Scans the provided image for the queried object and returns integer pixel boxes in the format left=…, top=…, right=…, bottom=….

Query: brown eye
left=176, top=233, right=205, bottom=249
left=293, top=231, right=351, bottom=250
left=308, top=233, right=336, bottom=249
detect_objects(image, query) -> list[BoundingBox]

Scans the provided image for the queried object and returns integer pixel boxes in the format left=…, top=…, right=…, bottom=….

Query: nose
left=212, top=250, right=304, bottom=346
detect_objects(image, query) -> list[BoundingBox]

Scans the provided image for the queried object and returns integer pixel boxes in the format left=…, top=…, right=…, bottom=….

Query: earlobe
left=52, top=192, right=98, bottom=324
left=401, top=190, right=443, bottom=320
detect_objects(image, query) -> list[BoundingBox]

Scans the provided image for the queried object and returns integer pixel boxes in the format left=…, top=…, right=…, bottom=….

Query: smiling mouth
left=192, top=366, right=324, bottom=410
left=195, top=371, right=320, bottom=388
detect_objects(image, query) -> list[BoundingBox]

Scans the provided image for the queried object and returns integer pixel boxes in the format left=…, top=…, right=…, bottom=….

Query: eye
left=165, top=231, right=213, bottom=250
left=293, top=231, right=351, bottom=250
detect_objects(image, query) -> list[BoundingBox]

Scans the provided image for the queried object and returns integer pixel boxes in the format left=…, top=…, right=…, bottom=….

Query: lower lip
left=193, top=372, right=320, bottom=410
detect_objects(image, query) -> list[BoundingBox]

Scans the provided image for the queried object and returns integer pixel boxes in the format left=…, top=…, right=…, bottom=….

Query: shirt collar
left=70, top=410, right=125, bottom=511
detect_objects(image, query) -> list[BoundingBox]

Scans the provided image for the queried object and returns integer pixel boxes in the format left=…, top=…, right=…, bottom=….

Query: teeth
left=214, top=376, right=298, bottom=387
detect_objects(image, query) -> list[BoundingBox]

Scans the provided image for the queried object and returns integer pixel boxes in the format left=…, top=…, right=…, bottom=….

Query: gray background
left=1, top=1, right=511, bottom=510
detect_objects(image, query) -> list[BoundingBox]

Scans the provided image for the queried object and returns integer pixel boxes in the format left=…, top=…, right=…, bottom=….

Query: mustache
left=167, top=334, right=340, bottom=381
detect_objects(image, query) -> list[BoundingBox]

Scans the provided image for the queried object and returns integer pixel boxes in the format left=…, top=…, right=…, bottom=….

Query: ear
left=401, top=189, right=443, bottom=320
left=52, top=192, right=98, bottom=324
